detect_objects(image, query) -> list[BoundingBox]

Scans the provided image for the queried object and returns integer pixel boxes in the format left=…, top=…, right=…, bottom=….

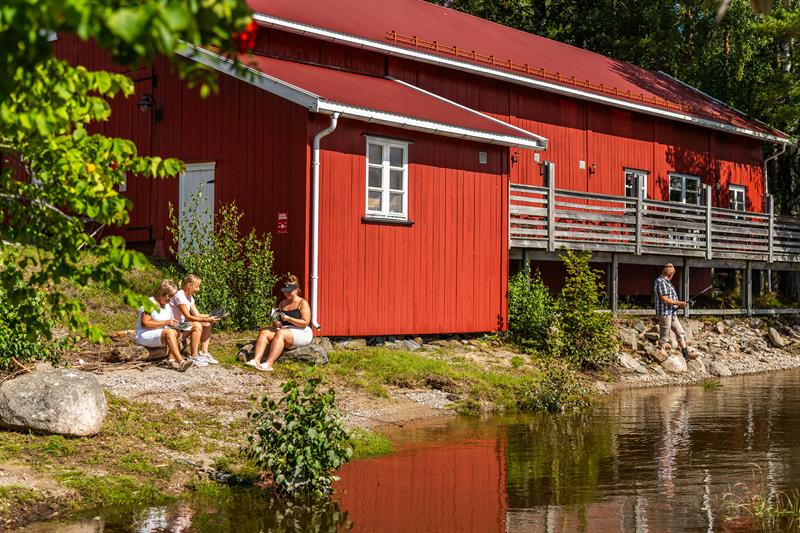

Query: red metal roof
left=238, top=53, right=546, bottom=146
left=247, top=0, right=788, bottom=141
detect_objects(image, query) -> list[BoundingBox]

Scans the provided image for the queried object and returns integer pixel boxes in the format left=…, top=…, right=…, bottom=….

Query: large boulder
left=708, top=360, right=733, bottom=377
left=618, top=353, right=648, bottom=374
left=617, top=328, right=639, bottom=351
left=0, top=369, right=107, bottom=437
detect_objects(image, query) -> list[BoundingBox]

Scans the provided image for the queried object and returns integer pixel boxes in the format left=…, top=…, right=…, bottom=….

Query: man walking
left=654, top=263, right=696, bottom=360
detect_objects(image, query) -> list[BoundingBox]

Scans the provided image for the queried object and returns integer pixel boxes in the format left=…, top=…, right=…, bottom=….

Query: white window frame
left=668, top=173, right=702, bottom=205
left=729, top=184, right=746, bottom=211
left=365, top=136, right=409, bottom=220
left=624, top=168, right=648, bottom=199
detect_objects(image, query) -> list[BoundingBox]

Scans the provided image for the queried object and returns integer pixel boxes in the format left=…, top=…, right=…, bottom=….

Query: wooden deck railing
left=509, top=183, right=800, bottom=263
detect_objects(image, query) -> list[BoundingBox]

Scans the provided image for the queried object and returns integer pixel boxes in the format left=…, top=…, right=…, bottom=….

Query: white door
left=179, top=162, right=216, bottom=254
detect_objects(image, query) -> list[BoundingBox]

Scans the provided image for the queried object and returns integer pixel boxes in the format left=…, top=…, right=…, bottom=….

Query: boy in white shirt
left=172, top=274, right=220, bottom=365
left=135, top=280, right=193, bottom=372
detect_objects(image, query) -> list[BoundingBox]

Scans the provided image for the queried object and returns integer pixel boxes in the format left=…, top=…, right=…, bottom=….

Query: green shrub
left=246, top=376, right=353, bottom=496
left=508, top=262, right=557, bottom=353
left=168, top=195, right=277, bottom=331
left=557, top=250, right=617, bottom=369
left=0, top=283, right=71, bottom=371
left=516, top=359, right=591, bottom=412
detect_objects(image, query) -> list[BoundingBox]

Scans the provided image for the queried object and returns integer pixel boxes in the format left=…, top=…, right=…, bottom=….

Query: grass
left=351, top=428, right=394, bottom=459
left=702, top=379, right=723, bottom=391
left=724, top=484, right=800, bottom=529
left=55, top=470, right=172, bottom=508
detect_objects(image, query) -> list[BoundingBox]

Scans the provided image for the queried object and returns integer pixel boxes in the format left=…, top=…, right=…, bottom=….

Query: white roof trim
left=252, top=13, right=791, bottom=145
left=317, top=100, right=544, bottom=149
left=178, top=44, right=546, bottom=149
left=177, top=44, right=320, bottom=111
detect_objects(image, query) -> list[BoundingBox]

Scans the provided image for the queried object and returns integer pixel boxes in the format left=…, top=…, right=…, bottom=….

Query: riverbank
left=2, top=314, right=800, bottom=529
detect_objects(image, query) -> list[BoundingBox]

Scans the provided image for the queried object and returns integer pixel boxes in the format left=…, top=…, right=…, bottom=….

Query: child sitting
left=171, top=274, right=220, bottom=366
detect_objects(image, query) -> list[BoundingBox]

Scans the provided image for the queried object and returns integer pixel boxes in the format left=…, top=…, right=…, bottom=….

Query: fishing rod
left=688, top=284, right=713, bottom=307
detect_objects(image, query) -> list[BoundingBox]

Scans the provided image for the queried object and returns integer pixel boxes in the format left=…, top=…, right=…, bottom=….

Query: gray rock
left=335, top=338, right=367, bottom=350
left=708, top=360, right=732, bottom=377
left=594, top=381, right=613, bottom=394
left=687, top=358, right=707, bottom=374
left=110, top=345, right=167, bottom=362
left=750, top=317, right=762, bottom=328
left=724, top=319, right=736, bottom=328
left=768, top=327, right=786, bottom=348
left=413, top=336, right=424, bottom=346
left=618, top=353, right=648, bottom=374
left=644, top=332, right=660, bottom=343
left=617, top=328, right=639, bottom=351
left=715, top=322, right=726, bottom=335
left=633, top=320, right=647, bottom=334
left=661, top=354, right=688, bottom=373
left=403, top=339, right=422, bottom=352
left=313, top=337, right=333, bottom=351
left=0, top=369, right=107, bottom=437
left=651, top=364, right=666, bottom=375
left=281, top=344, right=328, bottom=365
left=645, top=343, right=668, bottom=363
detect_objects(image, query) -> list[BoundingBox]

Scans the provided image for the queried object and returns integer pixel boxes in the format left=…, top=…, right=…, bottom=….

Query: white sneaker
left=200, top=352, right=219, bottom=365
left=189, top=355, right=209, bottom=367
left=244, top=359, right=259, bottom=368
left=257, top=363, right=274, bottom=372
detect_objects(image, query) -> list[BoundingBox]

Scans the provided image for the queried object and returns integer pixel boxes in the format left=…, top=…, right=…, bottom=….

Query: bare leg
left=162, top=329, right=184, bottom=363
left=252, top=328, right=277, bottom=364
left=200, top=324, right=212, bottom=353
left=188, top=322, right=202, bottom=356
left=264, top=329, right=295, bottom=369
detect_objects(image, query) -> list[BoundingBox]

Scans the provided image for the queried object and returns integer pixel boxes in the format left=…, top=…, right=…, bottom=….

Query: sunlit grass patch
left=350, top=428, right=394, bottom=459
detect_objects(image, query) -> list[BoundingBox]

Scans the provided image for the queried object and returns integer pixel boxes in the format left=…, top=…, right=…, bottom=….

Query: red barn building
left=55, top=0, right=798, bottom=337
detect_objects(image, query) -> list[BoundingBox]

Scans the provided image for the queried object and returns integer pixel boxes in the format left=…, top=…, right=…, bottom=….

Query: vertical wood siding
left=313, top=117, right=509, bottom=336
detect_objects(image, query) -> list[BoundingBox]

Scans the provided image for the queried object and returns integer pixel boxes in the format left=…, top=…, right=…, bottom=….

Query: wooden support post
left=768, top=195, right=774, bottom=264
left=611, top=253, right=619, bottom=317
left=635, top=182, right=644, bottom=255
left=546, top=162, right=556, bottom=252
left=705, top=185, right=713, bottom=260
left=683, top=258, right=691, bottom=318
left=745, top=262, right=753, bottom=316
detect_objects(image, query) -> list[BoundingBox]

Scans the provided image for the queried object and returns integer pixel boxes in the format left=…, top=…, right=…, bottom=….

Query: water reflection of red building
left=336, top=439, right=507, bottom=533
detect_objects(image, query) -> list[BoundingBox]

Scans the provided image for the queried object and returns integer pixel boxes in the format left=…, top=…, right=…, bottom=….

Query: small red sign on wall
left=277, top=212, right=288, bottom=234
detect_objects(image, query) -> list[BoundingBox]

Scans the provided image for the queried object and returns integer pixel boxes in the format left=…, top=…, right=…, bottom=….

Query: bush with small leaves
left=246, top=376, right=353, bottom=497
left=507, top=262, right=558, bottom=353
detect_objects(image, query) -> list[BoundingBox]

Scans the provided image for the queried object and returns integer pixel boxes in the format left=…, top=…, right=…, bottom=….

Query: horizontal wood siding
left=314, top=117, right=509, bottom=336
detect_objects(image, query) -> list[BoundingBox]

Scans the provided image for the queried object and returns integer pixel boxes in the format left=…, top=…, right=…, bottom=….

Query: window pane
left=389, top=193, right=403, bottom=213
left=368, top=167, right=382, bottom=188
left=390, top=147, right=404, bottom=167
left=686, top=179, right=699, bottom=192
left=686, top=191, right=699, bottom=205
left=670, top=188, right=682, bottom=203
left=625, top=175, right=636, bottom=197
left=389, top=169, right=403, bottom=190
left=368, top=191, right=382, bottom=211
left=368, top=144, right=383, bottom=165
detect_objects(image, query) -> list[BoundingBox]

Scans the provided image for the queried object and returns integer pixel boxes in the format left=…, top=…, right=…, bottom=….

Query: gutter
left=253, top=13, right=791, bottom=145
left=310, top=112, right=340, bottom=330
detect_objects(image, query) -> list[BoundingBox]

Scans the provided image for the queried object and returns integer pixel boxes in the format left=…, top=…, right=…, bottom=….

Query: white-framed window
left=729, top=184, right=746, bottom=211
left=669, top=173, right=702, bottom=205
left=365, top=137, right=408, bottom=220
left=624, top=168, right=648, bottom=198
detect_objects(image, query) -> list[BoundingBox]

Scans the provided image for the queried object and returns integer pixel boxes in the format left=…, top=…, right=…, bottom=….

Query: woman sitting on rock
left=135, top=280, right=193, bottom=372
left=245, top=275, right=312, bottom=371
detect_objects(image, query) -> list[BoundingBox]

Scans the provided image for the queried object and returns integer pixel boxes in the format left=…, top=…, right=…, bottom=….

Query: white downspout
left=310, top=112, right=340, bottom=330
left=763, top=142, right=787, bottom=292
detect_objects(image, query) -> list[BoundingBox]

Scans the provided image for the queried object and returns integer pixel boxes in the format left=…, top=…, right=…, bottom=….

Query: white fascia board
left=252, top=13, right=791, bottom=145
left=390, top=77, right=547, bottom=149
left=176, top=43, right=320, bottom=111
left=317, top=101, right=545, bottom=149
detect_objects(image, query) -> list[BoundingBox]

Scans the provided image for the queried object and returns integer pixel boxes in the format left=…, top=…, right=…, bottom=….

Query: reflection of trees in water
left=131, top=490, right=352, bottom=533
left=504, top=411, right=618, bottom=508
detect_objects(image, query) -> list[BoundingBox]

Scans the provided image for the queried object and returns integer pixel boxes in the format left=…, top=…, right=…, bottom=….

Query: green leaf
left=107, top=7, right=151, bottom=43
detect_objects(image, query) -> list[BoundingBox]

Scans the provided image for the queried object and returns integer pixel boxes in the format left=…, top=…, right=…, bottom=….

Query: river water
left=21, top=370, right=800, bottom=532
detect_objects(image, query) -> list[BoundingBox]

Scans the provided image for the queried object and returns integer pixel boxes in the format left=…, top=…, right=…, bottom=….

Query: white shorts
left=135, top=328, right=165, bottom=348
left=286, top=326, right=313, bottom=347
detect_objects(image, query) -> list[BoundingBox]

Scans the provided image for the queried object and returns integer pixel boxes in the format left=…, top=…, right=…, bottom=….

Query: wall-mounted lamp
left=589, top=163, right=598, bottom=174
left=511, top=151, right=519, bottom=164
left=138, top=93, right=162, bottom=122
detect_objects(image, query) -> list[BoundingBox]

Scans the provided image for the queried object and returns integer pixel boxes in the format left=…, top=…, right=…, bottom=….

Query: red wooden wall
left=53, top=35, right=309, bottom=282
left=314, top=117, right=510, bottom=335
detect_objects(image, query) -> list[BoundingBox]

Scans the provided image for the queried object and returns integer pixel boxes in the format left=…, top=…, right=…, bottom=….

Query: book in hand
left=209, top=308, right=229, bottom=319
left=270, top=308, right=283, bottom=322
left=168, top=321, right=192, bottom=331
